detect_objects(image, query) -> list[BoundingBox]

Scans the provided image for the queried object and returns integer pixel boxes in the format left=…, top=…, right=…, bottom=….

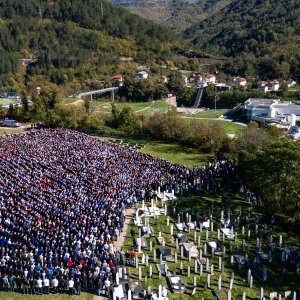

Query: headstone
left=178, top=214, right=180, bottom=224
left=229, top=278, right=234, bottom=290
left=153, top=249, right=156, bottom=262
left=136, top=257, right=139, bottom=268
left=187, top=265, right=190, bottom=277
left=158, top=285, right=162, bottom=298
left=206, top=230, right=209, bottom=241
left=142, top=253, right=145, bottom=264
left=242, top=239, right=246, bottom=251
left=242, top=226, right=245, bottom=236
left=210, top=222, right=214, bottom=232
left=207, top=274, right=210, bottom=288
left=158, top=270, right=161, bottom=279
left=198, top=235, right=201, bottom=246
left=200, top=263, right=203, bottom=276
left=194, top=230, right=197, bottom=242
left=167, top=216, right=169, bottom=226
left=204, top=243, right=207, bottom=255
left=176, top=238, right=179, bottom=249
left=212, top=248, right=215, bottom=259
left=180, top=261, right=183, bottom=274
left=181, top=246, right=184, bottom=258
left=242, top=292, right=246, bottom=300
left=149, top=240, right=153, bottom=252
left=211, top=264, right=214, bottom=275
left=116, top=272, right=120, bottom=285
left=206, top=258, right=209, bottom=272
left=194, top=259, right=198, bottom=273
left=223, top=247, right=226, bottom=257
left=228, top=289, right=232, bottom=300
left=145, top=254, right=149, bottom=267
left=229, top=241, right=233, bottom=253
left=218, top=275, right=222, bottom=290
left=219, top=257, right=222, bottom=270
left=145, top=276, right=147, bottom=282
left=260, top=287, right=264, bottom=300
left=222, top=232, right=225, bottom=242
left=217, top=229, right=220, bottom=240
left=279, top=235, right=283, bottom=247
left=164, top=204, right=167, bottom=216
left=230, top=255, right=234, bottom=267
left=147, top=286, right=151, bottom=295
left=189, top=251, right=192, bottom=263
left=249, top=276, right=253, bottom=288
left=160, top=253, right=163, bottom=264
left=248, top=230, right=251, bottom=240
left=222, top=262, right=225, bottom=273
left=149, top=265, right=152, bottom=277
left=175, top=252, right=177, bottom=263
left=193, top=276, right=197, bottom=287
left=138, top=267, right=142, bottom=280
left=128, top=289, right=132, bottom=300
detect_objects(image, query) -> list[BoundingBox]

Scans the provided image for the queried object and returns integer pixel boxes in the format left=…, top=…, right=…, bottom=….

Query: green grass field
left=0, top=292, right=94, bottom=300
left=0, top=98, right=20, bottom=106
left=99, top=137, right=212, bottom=167
left=192, top=109, right=229, bottom=119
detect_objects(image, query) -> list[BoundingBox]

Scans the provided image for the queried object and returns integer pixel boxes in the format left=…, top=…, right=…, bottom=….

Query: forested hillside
left=114, top=0, right=232, bottom=32
left=183, top=0, right=300, bottom=80
left=0, top=0, right=180, bottom=89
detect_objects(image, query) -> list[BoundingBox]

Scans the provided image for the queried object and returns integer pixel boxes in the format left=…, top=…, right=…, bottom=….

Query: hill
left=183, top=0, right=300, bottom=80
left=112, top=0, right=232, bottom=32
left=0, top=0, right=182, bottom=91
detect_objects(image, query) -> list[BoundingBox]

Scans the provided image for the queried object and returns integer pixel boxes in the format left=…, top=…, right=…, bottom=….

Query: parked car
left=1, top=119, right=21, bottom=127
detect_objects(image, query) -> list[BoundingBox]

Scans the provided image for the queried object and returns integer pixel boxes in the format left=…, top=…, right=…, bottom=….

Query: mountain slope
left=183, top=0, right=300, bottom=79
left=113, top=0, right=232, bottom=32
left=0, top=0, right=180, bottom=86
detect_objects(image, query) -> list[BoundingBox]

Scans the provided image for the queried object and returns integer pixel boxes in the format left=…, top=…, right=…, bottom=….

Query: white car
left=1, top=119, right=21, bottom=127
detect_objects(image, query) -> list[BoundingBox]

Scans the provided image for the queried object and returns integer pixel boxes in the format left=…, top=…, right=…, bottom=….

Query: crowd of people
left=0, top=128, right=258, bottom=296
left=0, top=129, right=192, bottom=296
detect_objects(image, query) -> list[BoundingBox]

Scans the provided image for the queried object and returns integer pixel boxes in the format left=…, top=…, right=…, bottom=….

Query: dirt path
left=93, top=208, right=134, bottom=300
left=114, top=208, right=135, bottom=252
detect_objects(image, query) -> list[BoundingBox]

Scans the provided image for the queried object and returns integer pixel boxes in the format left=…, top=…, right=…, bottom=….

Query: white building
left=233, top=77, right=247, bottom=87
left=134, top=71, right=148, bottom=79
left=244, top=98, right=300, bottom=126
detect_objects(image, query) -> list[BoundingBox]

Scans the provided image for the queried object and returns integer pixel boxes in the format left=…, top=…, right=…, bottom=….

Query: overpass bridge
left=73, top=87, right=119, bottom=102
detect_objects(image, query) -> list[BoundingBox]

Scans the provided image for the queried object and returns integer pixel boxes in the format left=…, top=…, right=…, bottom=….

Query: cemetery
left=118, top=187, right=300, bottom=299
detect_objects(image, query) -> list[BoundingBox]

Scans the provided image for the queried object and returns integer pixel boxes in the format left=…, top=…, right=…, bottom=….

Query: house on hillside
left=243, top=98, right=300, bottom=126
left=232, top=77, right=247, bottom=87
left=287, top=79, right=297, bottom=88
left=215, top=83, right=231, bottom=91
left=158, top=76, right=168, bottom=84
left=204, top=74, right=216, bottom=84
left=134, top=71, right=148, bottom=79
left=112, top=75, right=123, bottom=86
left=267, top=80, right=280, bottom=91
left=258, top=81, right=268, bottom=93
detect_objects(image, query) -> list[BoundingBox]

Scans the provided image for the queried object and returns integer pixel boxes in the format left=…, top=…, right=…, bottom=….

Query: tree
left=237, top=140, right=300, bottom=219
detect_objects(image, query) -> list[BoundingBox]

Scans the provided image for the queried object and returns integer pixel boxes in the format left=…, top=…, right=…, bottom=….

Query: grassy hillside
left=183, top=0, right=300, bottom=80
left=0, top=0, right=181, bottom=90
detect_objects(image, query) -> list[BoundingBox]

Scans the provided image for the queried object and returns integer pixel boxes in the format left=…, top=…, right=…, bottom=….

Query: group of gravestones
left=127, top=193, right=299, bottom=300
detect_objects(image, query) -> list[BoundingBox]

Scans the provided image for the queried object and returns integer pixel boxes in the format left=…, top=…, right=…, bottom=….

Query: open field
left=0, top=127, right=27, bottom=135
left=192, top=109, right=229, bottom=119
left=98, top=137, right=212, bottom=167
left=122, top=191, right=300, bottom=299
left=0, top=98, right=20, bottom=106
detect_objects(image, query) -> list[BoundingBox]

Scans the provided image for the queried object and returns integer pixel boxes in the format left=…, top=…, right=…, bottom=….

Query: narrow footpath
left=93, top=208, right=135, bottom=300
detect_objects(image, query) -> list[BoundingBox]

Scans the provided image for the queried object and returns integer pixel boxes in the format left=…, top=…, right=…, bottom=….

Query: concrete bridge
left=73, top=87, right=119, bottom=101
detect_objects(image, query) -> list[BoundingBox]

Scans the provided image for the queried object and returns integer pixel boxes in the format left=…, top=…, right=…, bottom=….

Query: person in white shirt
left=68, top=278, right=75, bottom=295
left=36, top=277, right=43, bottom=295
left=52, top=276, right=59, bottom=294
left=43, top=278, right=50, bottom=294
